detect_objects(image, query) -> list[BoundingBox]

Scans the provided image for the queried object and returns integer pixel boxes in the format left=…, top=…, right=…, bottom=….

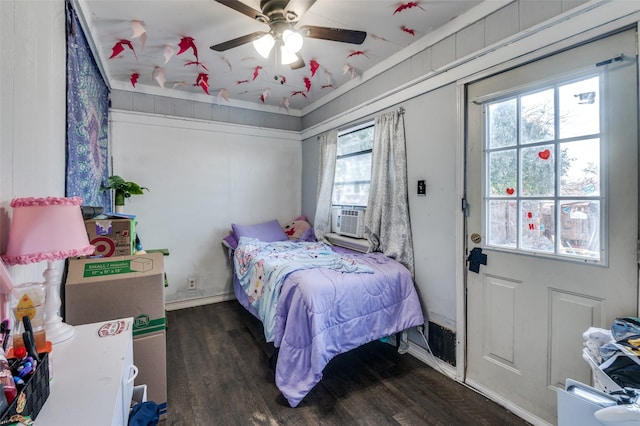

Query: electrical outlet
left=188, top=276, right=197, bottom=290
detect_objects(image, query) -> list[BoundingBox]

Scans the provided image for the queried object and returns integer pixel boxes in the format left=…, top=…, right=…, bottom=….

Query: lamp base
left=46, top=321, right=75, bottom=344
left=43, top=261, right=75, bottom=344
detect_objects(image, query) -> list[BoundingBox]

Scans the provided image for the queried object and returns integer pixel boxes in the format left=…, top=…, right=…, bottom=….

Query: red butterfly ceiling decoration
left=177, top=36, right=198, bottom=60
left=195, top=73, right=209, bottom=95
left=184, top=61, right=208, bottom=71
left=253, top=66, right=263, bottom=81
left=109, top=40, right=137, bottom=61
left=347, top=50, right=369, bottom=59
left=309, top=59, right=320, bottom=78
left=393, top=1, right=425, bottom=15
left=401, top=26, right=416, bottom=36
left=130, top=73, right=140, bottom=87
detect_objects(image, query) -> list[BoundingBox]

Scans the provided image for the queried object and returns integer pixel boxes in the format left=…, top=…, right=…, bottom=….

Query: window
left=332, top=122, right=374, bottom=206
left=484, top=74, right=603, bottom=262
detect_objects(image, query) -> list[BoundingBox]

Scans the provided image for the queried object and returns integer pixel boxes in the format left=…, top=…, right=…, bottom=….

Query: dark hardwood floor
left=163, top=301, right=530, bottom=425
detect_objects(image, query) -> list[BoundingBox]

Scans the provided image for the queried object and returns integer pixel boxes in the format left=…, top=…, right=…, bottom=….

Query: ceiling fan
left=210, top=0, right=367, bottom=70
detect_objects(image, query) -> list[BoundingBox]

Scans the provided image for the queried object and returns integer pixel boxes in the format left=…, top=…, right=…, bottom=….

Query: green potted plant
left=101, top=175, right=149, bottom=213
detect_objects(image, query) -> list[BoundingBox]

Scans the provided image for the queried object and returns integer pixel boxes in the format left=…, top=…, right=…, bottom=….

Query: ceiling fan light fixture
left=253, top=33, right=275, bottom=58
left=282, top=29, right=303, bottom=53
left=280, top=45, right=298, bottom=65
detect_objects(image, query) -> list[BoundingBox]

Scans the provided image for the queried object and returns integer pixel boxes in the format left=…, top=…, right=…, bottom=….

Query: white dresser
left=35, top=318, right=137, bottom=425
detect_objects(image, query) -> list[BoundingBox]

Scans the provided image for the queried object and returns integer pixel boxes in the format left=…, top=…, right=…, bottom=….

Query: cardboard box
left=133, top=331, right=167, bottom=419
left=84, top=217, right=135, bottom=257
left=65, top=253, right=165, bottom=332
left=65, top=253, right=167, bottom=418
left=64, top=253, right=165, bottom=328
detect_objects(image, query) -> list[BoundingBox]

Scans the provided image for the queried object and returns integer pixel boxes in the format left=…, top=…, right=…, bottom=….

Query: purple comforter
left=233, top=247, right=424, bottom=407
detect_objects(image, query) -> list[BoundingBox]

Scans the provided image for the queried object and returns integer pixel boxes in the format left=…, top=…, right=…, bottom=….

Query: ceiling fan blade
left=289, top=54, right=305, bottom=70
left=284, top=0, right=316, bottom=20
left=210, top=31, right=268, bottom=51
left=214, top=0, right=267, bottom=22
left=299, top=25, right=366, bottom=44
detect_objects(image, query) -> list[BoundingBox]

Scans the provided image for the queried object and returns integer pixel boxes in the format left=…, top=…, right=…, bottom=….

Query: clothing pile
left=583, top=317, right=640, bottom=389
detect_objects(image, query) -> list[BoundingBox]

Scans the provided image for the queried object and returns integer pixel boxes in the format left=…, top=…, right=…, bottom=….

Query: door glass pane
left=489, top=150, right=517, bottom=196
left=520, top=200, right=554, bottom=253
left=559, top=77, right=600, bottom=139
left=560, top=139, right=600, bottom=196
left=521, top=144, right=555, bottom=196
left=488, top=99, right=517, bottom=148
left=559, top=200, right=600, bottom=258
left=483, top=73, right=603, bottom=262
left=521, top=89, right=554, bottom=144
left=488, top=200, right=517, bottom=247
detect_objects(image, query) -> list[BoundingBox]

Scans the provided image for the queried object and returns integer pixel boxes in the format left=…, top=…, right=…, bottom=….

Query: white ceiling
left=76, top=0, right=483, bottom=113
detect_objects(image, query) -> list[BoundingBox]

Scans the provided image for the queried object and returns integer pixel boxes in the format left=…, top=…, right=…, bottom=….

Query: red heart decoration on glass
left=538, top=149, right=551, bottom=160
left=506, top=188, right=515, bottom=195
left=527, top=212, right=533, bottom=219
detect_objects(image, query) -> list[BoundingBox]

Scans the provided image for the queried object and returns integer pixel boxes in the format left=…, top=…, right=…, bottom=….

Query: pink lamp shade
left=2, top=197, right=94, bottom=266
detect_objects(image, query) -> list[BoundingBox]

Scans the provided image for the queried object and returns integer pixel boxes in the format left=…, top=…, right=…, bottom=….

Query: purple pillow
left=232, top=219, right=288, bottom=242
left=222, top=233, right=238, bottom=250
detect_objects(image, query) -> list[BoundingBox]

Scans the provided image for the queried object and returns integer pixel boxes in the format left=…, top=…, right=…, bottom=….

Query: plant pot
left=114, top=190, right=126, bottom=207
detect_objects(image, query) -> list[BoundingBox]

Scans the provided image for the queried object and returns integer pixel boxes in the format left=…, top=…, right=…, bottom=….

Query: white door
left=465, top=29, right=638, bottom=424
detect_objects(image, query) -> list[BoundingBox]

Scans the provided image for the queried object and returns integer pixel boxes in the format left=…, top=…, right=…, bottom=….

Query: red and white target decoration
left=90, top=237, right=116, bottom=257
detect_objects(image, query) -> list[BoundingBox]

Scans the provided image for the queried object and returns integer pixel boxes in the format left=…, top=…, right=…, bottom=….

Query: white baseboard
left=407, top=342, right=550, bottom=426
left=407, top=341, right=457, bottom=380
left=165, top=293, right=235, bottom=311
left=464, top=378, right=552, bottom=426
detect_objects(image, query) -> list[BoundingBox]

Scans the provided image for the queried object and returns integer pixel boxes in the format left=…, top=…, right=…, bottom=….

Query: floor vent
left=428, top=322, right=456, bottom=366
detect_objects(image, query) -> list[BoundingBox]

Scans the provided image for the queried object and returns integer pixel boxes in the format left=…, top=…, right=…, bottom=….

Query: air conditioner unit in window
left=332, top=207, right=366, bottom=239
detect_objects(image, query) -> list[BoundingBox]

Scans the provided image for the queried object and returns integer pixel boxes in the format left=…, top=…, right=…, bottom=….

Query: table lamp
left=2, top=197, right=94, bottom=344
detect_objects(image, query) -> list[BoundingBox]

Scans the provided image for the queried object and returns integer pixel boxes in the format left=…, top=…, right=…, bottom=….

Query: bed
left=223, top=218, right=425, bottom=407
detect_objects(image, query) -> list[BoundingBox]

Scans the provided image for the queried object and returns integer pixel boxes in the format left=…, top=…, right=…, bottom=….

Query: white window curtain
left=364, top=108, right=415, bottom=276
left=313, top=130, right=338, bottom=243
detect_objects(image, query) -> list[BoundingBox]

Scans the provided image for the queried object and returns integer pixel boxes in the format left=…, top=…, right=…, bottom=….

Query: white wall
left=109, top=111, right=301, bottom=303
left=403, top=85, right=458, bottom=329
left=0, top=0, right=68, bottom=284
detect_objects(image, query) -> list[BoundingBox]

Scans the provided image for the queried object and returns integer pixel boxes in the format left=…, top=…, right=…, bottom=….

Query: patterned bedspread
left=233, top=239, right=424, bottom=407
left=234, top=238, right=373, bottom=342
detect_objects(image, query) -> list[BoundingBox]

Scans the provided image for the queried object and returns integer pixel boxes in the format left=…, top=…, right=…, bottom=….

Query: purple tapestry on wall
left=65, top=0, right=111, bottom=209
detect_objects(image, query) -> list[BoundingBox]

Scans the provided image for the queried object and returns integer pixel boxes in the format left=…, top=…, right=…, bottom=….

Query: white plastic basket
left=582, top=348, right=623, bottom=393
